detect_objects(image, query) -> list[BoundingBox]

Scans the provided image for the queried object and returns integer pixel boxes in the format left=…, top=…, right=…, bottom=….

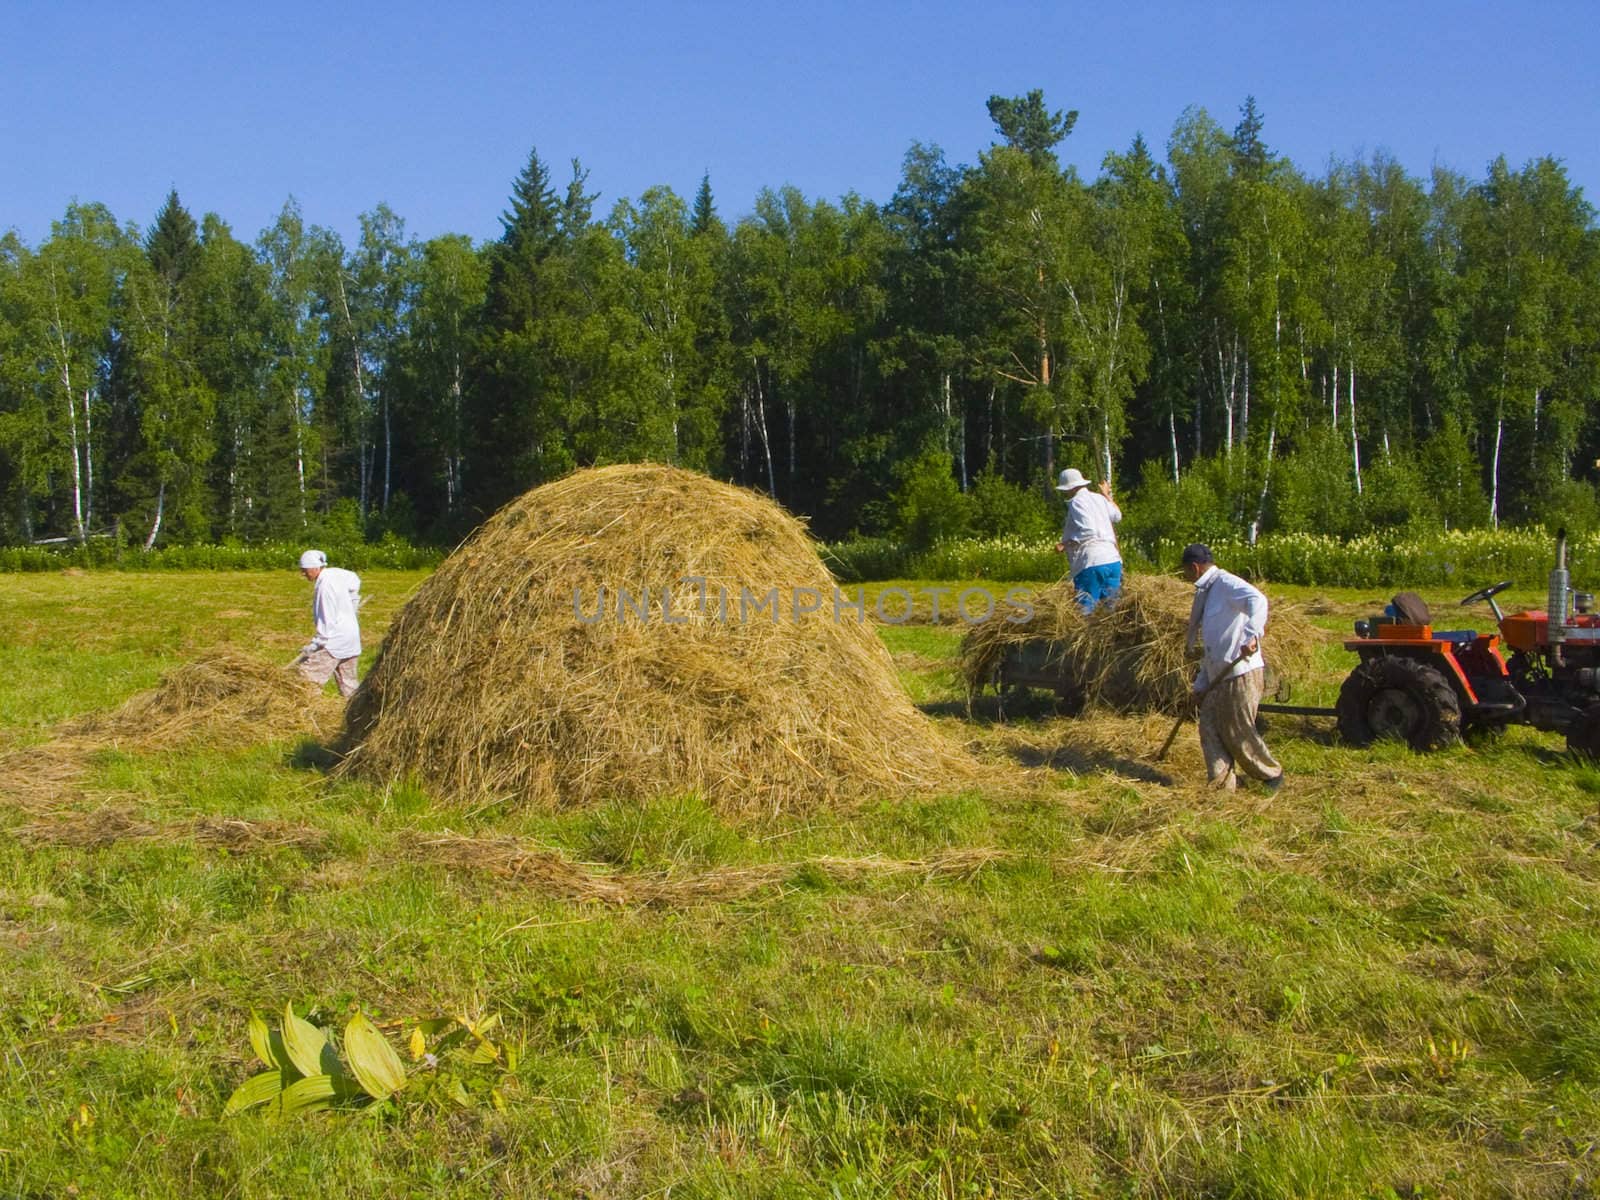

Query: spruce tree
left=146, top=189, right=200, bottom=284
left=691, top=172, right=719, bottom=236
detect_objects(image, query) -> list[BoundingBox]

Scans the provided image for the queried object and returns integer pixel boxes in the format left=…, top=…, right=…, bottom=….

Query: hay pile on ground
left=0, top=651, right=341, bottom=810
left=67, top=650, right=343, bottom=748
left=337, top=464, right=966, bottom=812
left=960, top=574, right=1321, bottom=715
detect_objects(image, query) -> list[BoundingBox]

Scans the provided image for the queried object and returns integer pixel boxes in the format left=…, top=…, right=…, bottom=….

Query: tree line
left=2, top=91, right=1597, bottom=551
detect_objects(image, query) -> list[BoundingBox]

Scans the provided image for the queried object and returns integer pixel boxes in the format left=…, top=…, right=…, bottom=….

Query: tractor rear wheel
left=1337, top=656, right=1461, bottom=751
left=1564, top=702, right=1600, bottom=760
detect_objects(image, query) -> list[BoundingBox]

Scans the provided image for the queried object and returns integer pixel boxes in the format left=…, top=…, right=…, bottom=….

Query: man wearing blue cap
left=293, top=549, right=363, bottom=698
left=1053, top=467, right=1123, bottom=611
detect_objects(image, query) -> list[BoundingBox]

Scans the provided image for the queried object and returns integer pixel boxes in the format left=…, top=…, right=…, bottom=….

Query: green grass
left=1, top=570, right=1598, bottom=1196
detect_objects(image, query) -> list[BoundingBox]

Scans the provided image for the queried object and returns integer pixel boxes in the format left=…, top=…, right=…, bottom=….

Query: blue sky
left=4, top=0, right=1595, bottom=248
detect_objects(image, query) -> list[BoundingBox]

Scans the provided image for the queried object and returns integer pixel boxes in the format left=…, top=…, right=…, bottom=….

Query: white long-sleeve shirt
left=1187, top=565, right=1267, bottom=691
left=1060, top=491, right=1122, bottom=576
left=310, top=566, right=362, bottom=660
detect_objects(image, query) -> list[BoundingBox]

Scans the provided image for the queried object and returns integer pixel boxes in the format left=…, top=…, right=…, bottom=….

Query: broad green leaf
left=248, top=1013, right=291, bottom=1074
left=470, top=1038, right=500, bottom=1064
left=344, top=1012, right=408, bottom=1100
left=445, top=1075, right=472, bottom=1108
left=417, top=1017, right=456, bottom=1035
left=490, top=1088, right=507, bottom=1112
left=223, top=1070, right=285, bottom=1117
left=275, top=1074, right=340, bottom=1118
left=282, top=1003, right=335, bottom=1080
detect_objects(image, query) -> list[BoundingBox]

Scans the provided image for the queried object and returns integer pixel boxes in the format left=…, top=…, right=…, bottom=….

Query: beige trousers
left=298, top=648, right=359, bottom=698
left=1198, top=667, right=1282, bottom=789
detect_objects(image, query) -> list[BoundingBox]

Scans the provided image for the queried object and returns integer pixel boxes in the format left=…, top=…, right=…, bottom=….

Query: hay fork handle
left=1155, top=645, right=1258, bottom=761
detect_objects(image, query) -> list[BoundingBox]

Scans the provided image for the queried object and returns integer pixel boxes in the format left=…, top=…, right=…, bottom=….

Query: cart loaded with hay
left=959, top=576, right=1321, bottom=719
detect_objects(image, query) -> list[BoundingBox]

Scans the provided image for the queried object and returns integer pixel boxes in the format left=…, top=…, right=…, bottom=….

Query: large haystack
left=961, top=574, right=1322, bottom=715
left=336, top=464, right=965, bottom=811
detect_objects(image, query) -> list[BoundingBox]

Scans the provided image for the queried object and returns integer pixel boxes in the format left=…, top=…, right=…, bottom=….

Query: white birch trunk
left=1350, top=362, right=1362, bottom=496
left=293, top=397, right=307, bottom=523
left=82, top=386, right=94, bottom=534
left=1489, top=409, right=1504, bottom=528
left=62, top=365, right=85, bottom=544
left=1249, top=418, right=1277, bottom=545
left=754, top=359, right=777, bottom=498
left=383, top=394, right=392, bottom=512
left=143, top=482, right=165, bottom=551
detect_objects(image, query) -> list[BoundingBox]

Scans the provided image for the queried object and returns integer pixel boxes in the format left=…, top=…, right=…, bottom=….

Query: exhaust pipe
left=1551, top=527, right=1570, bottom=667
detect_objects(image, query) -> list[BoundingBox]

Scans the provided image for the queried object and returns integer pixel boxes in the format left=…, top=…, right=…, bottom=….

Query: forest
left=2, top=91, right=1597, bottom=552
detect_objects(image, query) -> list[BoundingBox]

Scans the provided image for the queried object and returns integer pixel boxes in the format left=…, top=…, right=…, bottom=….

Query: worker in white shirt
left=1053, top=467, right=1123, bottom=611
left=293, top=549, right=362, bottom=698
left=1181, top=542, right=1283, bottom=792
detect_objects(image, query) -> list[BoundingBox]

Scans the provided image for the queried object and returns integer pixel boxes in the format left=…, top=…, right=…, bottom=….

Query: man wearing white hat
left=1053, top=468, right=1123, bottom=611
left=293, top=549, right=363, bottom=698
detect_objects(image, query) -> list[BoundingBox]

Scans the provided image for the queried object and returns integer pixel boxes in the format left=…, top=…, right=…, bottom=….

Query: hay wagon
left=992, top=637, right=1306, bottom=718
left=961, top=577, right=1322, bottom=720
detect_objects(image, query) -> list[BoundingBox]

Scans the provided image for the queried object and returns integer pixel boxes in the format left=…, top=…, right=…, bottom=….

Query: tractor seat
left=1432, top=629, right=1478, bottom=646
left=1390, top=591, right=1432, bottom=624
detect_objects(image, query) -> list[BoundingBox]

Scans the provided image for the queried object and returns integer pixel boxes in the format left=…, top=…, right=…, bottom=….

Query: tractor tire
left=1336, top=656, right=1461, bottom=751
left=1564, top=702, right=1600, bottom=760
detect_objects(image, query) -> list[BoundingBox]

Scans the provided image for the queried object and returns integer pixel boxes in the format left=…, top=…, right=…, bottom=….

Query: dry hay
left=0, top=651, right=342, bottom=810
left=959, top=573, right=1322, bottom=716
left=419, top=831, right=1009, bottom=906
left=13, top=809, right=324, bottom=852
left=336, top=464, right=967, bottom=812
left=66, top=649, right=343, bottom=749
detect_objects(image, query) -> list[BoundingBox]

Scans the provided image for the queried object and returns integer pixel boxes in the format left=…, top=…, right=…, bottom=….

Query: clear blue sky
left=4, top=0, right=1595, bottom=248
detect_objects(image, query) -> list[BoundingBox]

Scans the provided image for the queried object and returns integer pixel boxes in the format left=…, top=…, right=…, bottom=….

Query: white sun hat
left=1055, top=468, right=1090, bottom=493
left=298, top=549, right=328, bottom=569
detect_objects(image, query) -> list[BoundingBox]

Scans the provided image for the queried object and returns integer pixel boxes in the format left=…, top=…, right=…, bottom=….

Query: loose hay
left=13, top=810, right=324, bottom=852
left=337, top=464, right=967, bottom=812
left=959, top=574, right=1322, bottom=715
left=66, top=649, right=343, bottom=749
left=419, top=832, right=1008, bottom=906
left=0, top=651, right=342, bottom=810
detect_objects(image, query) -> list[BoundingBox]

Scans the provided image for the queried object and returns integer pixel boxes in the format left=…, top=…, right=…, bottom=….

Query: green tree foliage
left=986, top=89, right=1078, bottom=167
left=892, top=444, right=971, bottom=550
left=114, top=190, right=216, bottom=547
left=392, top=234, right=487, bottom=531
left=1, top=97, right=1597, bottom=553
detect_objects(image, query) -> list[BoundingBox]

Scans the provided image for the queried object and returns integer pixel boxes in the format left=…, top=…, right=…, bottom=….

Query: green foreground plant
left=225, top=1004, right=516, bottom=1118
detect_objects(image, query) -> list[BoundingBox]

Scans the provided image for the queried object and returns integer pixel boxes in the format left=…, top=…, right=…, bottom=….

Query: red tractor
left=1325, top=529, right=1600, bottom=755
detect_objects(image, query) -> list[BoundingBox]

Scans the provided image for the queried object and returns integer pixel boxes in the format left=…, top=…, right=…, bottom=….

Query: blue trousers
left=1073, top=562, right=1123, bottom=612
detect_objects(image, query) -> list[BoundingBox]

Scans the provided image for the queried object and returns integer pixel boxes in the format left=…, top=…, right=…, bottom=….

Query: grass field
left=2, top=570, right=1598, bottom=1198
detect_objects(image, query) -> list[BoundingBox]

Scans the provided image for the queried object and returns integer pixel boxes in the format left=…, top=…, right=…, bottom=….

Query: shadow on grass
left=1256, top=714, right=1340, bottom=745
left=919, top=692, right=1072, bottom=725
left=288, top=738, right=341, bottom=771
left=1006, top=741, right=1176, bottom=786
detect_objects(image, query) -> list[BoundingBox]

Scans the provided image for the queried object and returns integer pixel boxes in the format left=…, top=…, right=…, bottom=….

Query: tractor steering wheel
left=1459, top=580, right=1514, bottom=607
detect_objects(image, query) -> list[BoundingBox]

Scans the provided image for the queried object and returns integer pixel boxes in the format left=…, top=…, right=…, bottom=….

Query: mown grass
left=1, top=570, right=1597, bottom=1197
